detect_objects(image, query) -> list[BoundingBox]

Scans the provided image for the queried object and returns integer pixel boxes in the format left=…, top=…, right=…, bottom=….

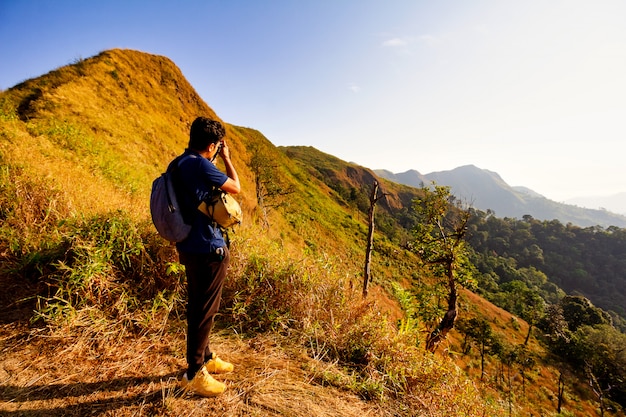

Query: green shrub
left=7, top=208, right=185, bottom=335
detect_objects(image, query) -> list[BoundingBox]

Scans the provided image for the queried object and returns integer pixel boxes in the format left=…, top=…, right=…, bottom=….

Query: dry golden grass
left=0, top=324, right=390, bottom=417
left=0, top=225, right=505, bottom=417
left=0, top=319, right=503, bottom=416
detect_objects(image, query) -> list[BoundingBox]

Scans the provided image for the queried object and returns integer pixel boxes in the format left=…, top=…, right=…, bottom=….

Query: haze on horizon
left=1, top=0, right=625, bottom=204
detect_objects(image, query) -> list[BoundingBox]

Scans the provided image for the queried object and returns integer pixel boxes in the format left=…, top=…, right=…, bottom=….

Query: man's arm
left=218, top=140, right=240, bottom=194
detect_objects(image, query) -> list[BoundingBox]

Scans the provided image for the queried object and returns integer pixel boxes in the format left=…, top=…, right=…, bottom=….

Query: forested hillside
left=467, top=214, right=626, bottom=320
left=1, top=48, right=624, bottom=416
left=288, top=147, right=626, bottom=325
left=286, top=149, right=626, bottom=415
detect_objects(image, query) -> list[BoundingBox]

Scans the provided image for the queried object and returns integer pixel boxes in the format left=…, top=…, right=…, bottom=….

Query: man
left=170, top=116, right=240, bottom=397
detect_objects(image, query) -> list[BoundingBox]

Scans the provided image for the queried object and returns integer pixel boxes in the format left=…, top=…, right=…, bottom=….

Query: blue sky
left=1, top=0, right=625, bottom=202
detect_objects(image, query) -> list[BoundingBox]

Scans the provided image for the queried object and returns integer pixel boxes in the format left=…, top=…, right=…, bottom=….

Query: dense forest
left=460, top=210, right=626, bottom=409
left=467, top=212, right=626, bottom=323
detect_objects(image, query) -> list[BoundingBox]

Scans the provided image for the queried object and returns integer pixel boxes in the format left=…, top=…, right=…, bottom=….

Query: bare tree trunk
left=480, top=340, right=486, bottom=380
left=507, top=362, right=513, bottom=417
left=557, top=371, right=565, bottom=413
left=524, top=322, right=532, bottom=345
left=588, top=368, right=605, bottom=417
left=255, top=174, right=269, bottom=228
left=426, top=261, right=457, bottom=352
left=363, top=181, right=379, bottom=298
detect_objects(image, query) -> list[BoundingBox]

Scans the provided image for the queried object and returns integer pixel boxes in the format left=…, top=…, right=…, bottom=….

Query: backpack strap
left=168, top=153, right=198, bottom=225
left=168, top=153, right=231, bottom=246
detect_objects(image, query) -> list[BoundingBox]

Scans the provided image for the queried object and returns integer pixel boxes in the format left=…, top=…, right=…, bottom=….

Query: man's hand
left=218, top=139, right=240, bottom=194
left=219, top=139, right=231, bottom=161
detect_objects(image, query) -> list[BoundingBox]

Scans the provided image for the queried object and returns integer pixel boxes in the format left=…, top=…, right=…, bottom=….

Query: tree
left=573, top=324, right=626, bottom=410
left=249, top=143, right=294, bottom=228
left=411, top=183, right=476, bottom=352
left=557, top=370, right=566, bottom=413
left=458, top=317, right=498, bottom=380
left=499, top=279, right=546, bottom=345
left=540, top=303, right=571, bottom=355
left=363, top=180, right=385, bottom=298
left=560, top=295, right=611, bottom=332
left=497, top=342, right=517, bottom=417
left=513, top=344, right=536, bottom=396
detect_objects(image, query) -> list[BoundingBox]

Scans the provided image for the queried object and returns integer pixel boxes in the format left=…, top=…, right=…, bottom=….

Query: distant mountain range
left=375, top=165, right=626, bottom=228
left=566, top=193, right=626, bottom=216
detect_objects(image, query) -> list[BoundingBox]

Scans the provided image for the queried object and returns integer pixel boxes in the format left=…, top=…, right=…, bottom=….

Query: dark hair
left=188, top=117, right=225, bottom=151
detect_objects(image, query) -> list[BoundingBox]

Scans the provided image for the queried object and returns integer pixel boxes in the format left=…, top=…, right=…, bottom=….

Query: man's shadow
left=0, top=269, right=185, bottom=415
left=0, top=372, right=182, bottom=416
left=0, top=265, right=39, bottom=326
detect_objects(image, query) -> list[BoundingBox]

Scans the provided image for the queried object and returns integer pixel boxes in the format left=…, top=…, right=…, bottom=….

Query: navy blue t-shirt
left=173, top=149, right=228, bottom=254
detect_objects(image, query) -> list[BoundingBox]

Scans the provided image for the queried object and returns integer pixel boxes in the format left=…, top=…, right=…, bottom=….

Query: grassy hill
left=0, top=49, right=607, bottom=416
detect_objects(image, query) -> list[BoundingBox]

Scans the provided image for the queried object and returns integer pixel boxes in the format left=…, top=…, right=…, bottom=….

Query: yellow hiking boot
left=205, top=352, right=234, bottom=374
left=180, top=367, right=226, bottom=397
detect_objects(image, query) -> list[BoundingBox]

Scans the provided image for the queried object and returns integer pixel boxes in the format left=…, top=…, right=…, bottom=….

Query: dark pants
left=178, top=247, right=230, bottom=379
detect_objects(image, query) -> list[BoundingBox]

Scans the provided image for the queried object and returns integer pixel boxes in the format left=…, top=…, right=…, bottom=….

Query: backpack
left=150, top=154, right=242, bottom=241
left=150, top=157, right=192, bottom=242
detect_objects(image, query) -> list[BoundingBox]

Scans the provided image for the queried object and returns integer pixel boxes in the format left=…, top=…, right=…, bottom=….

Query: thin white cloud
left=383, top=34, right=442, bottom=50
left=348, top=83, right=361, bottom=93
left=416, top=34, right=442, bottom=47
left=382, top=37, right=409, bottom=47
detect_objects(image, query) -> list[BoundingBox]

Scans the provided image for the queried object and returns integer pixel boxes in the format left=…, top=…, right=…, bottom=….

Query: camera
left=210, top=140, right=224, bottom=163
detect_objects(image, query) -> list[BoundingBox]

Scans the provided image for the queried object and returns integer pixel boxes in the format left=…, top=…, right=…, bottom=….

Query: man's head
left=189, top=117, right=225, bottom=151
